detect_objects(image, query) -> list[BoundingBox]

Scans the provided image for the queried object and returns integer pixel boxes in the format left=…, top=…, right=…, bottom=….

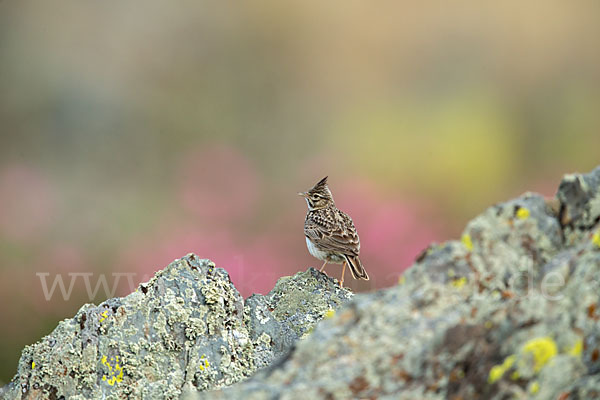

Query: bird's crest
left=308, top=176, right=332, bottom=198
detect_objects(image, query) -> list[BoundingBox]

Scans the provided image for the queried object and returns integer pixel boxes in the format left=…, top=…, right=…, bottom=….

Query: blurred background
left=1, top=0, right=600, bottom=384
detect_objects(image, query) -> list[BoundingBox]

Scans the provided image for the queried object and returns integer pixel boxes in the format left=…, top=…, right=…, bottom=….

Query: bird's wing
left=304, top=210, right=360, bottom=256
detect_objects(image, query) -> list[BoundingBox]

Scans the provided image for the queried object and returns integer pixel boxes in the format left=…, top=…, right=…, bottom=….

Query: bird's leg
left=340, top=261, right=346, bottom=287
left=319, top=261, right=328, bottom=272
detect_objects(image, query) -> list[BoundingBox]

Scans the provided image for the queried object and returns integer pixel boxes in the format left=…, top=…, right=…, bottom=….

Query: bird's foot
left=319, top=261, right=328, bottom=272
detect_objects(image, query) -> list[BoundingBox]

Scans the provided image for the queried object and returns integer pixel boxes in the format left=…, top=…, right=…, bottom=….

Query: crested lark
left=298, top=176, right=369, bottom=287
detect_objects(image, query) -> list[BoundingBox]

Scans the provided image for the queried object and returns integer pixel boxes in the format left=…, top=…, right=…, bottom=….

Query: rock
left=244, top=268, right=353, bottom=370
left=190, top=166, right=600, bottom=400
left=556, top=166, right=600, bottom=245
left=5, top=166, right=600, bottom=400
left=3, top=256, right=352, bottom=399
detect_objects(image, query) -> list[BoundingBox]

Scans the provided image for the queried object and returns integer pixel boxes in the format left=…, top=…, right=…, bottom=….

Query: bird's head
left=298, top=176, right=334, bottom=210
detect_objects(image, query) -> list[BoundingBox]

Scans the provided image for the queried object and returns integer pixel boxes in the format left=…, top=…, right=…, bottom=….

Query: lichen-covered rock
left=556, top=166, right=600, bottom=245
left=3, top=256, right=352, bottom=399
left=192, top=166, right=600, bottom=400
left=244, top=268, right=352, bottom=369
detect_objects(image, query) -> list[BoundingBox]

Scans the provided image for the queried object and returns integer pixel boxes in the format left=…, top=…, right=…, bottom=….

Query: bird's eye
left=311, top=195, right=320, bottom=201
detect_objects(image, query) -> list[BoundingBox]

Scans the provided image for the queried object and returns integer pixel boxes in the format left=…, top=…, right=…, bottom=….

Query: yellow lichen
left=461, top=234, right=473, bottom=251
left=529, top=381, right=540, bottom=394
left=593, top=231, right=600, bottom=248
left=451, top=277, right=467, bottom=288
left=567, top=338, right=583, bottom=357
left=484, top=321, right=493, bottom=329
left=491, top=337, right=559, bottom=385
left=106, top=368, right=123, bottom=386
left=199, top=354, right=210, bottom=371
left=99, top=310, right=109, bottom=323
left=101, top=354, right=123, bottom=386
left=31, top=361, right=35, bottom=369
left=521, top=337, right=557, bottom=372
left=516, top=207, right=530, bottom=220
left=488, top=355, right=515, bottom=384
left=324, top=309, right=336, bottom=319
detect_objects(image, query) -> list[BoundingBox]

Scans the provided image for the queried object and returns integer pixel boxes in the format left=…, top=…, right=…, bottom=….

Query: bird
left=298, top=176, right=369, bottom=287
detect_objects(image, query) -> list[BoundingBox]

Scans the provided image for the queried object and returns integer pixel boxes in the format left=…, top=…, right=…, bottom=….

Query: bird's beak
left=298, top=192, right=308, bottom=198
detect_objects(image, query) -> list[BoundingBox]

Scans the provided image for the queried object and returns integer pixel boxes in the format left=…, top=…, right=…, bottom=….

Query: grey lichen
left=242, top=267, right=353, bottom=366
left=3, top=254, right=352, bottom=399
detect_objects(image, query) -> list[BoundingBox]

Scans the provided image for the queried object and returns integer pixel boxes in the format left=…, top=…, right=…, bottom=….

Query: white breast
left=305, top=237, right=344, bottom=264
left=306, top=237, right=328, bottom=261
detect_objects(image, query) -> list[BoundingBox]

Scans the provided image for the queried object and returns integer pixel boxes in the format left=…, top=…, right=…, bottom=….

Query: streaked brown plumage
left=298, top=176, right=369, bottom=286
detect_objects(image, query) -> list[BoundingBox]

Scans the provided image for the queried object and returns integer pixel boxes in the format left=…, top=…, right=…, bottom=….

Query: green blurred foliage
left=332, top=90, right=518, bottom=217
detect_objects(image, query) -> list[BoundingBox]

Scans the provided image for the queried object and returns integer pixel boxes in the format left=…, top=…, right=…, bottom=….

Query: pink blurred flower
left=334, top=178, right=443, bottom=287
left=177, top=145, right=261, bottom=224
left=117, top=222, right=260, bottom=295
left=30, top=244, right=88, bottom=311
left=234, top=235, right=295, bottom=297
left=44, top=243, right=87, bottom=274
left=0, top=164, right=58, bottom=242
left=117, top=217, right=299, bottom=297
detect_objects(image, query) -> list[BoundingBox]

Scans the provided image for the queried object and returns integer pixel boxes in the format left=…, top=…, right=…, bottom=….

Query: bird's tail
left=344, top=255, right=369, bottom=280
